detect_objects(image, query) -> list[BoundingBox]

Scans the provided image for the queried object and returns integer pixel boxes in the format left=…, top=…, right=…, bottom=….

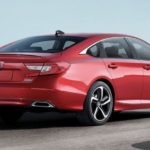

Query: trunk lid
left=0, top=53, right=51, bottom=63
left=0, top=53, right=59, bottom=82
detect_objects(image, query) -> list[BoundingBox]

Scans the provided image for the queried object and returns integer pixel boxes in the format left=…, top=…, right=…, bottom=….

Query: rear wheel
left=0, top=108, right=24, bottom=124
left=77, top=81, right=114, bottom=126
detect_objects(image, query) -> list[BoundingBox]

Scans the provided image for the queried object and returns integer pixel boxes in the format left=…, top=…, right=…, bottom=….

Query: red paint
left=0, top=33, right=149, bottom=112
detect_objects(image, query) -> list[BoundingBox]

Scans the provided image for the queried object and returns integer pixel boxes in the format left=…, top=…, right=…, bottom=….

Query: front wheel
left=77, top=81, right=114, bottom=126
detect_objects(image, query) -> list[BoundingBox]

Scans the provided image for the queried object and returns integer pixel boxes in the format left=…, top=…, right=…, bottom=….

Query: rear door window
left=101, top=38, right=134, bottom=59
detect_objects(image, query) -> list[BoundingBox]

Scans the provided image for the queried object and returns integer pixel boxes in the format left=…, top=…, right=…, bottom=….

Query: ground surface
left=0, top=110, right=149, bottom=150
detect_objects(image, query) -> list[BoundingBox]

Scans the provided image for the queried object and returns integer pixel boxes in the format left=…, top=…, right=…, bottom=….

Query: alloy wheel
left=90, top=86, right=112, bottom=122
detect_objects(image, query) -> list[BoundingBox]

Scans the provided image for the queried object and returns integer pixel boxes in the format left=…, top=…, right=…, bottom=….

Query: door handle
left=143, top=65, right=150, bottom=70
left=108, top=64, right=118, bottom=69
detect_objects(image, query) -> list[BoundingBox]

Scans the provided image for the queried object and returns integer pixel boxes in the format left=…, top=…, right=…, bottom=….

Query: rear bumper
left=0, top=81, right=86, bottom=111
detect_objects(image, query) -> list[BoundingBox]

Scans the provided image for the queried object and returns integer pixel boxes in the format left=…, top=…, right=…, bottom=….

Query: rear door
left=126, top=37, right=150, bottom=107
left=101, top=37, right=143, bottom=108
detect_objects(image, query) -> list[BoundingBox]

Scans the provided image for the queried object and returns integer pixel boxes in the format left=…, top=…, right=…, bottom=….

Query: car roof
left=45, top=33, right=135, bottom=39
left=34, top=33, right=141, bottom=43
left=63, top=33, right=127, bottom=37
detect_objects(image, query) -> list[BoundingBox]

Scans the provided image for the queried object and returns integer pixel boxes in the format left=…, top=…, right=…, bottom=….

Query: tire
left=77, top=81, right=114, bottom=126
left=0, top=108, right=24, bottom=124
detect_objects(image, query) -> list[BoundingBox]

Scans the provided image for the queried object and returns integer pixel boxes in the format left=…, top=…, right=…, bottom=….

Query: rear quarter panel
left=57, top=55, right=115, bottom=110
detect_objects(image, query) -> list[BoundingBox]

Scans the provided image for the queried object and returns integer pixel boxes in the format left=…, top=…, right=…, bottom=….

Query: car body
left=0, top=31, right=150, bottom=125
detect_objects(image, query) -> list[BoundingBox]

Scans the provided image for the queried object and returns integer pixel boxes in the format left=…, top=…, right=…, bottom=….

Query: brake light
left=25, top=62, right=70, bottom=75
left=40, top=62, right=70, bottom=75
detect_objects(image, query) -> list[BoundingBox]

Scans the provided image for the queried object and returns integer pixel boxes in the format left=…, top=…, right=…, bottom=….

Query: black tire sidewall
left=83, top=81, right=114, bottom=125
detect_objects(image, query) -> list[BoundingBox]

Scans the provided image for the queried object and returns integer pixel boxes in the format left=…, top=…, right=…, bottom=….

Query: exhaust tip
left=32, top=101, right=55, bottom=108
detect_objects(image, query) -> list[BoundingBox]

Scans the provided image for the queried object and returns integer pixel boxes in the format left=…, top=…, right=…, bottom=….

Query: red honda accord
left=0, top=30, right=149, bottom=125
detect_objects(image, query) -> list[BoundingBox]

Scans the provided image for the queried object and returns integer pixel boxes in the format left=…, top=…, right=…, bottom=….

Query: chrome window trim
left=80, top=36, right=126, bottom=55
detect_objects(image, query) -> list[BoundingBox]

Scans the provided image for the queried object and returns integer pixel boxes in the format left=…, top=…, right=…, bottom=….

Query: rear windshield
left=0, top=36, right=86, bottom=53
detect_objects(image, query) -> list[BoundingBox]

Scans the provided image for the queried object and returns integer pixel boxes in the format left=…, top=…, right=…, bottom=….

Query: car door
left=101, top=37, right=143, bottom=109
left=127, top=37, right=150, bottom=108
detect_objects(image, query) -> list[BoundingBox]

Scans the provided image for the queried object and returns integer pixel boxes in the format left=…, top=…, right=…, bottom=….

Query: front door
left=127, top=37, right=150, bottom=108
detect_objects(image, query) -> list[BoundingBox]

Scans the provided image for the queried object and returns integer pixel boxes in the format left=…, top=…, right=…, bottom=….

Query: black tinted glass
left=128, top=38, right=150, bottom=60
left=0, top=36, right=86, bottom=53
left=102, top=38, right=133, bottom=59
left=87, top=44, right=100, bottom=57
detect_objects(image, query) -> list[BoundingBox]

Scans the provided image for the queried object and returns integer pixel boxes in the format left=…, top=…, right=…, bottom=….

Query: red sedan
left=0, top=30, right=150, bottom=125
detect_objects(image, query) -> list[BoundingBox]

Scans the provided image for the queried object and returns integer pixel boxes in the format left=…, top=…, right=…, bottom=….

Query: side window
left=101, top=38, right=133, bottom=59
left=127, top=38, right=150, bottom=60
left=87, top=44, right=100, bottom=57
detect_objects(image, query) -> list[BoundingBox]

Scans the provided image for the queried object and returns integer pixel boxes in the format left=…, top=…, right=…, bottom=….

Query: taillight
left=25, top=62, right=70, bottom=76
left=26, top=65, right=43, bottom=71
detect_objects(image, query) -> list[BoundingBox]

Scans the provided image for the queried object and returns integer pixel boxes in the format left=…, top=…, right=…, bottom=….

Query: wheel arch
left=97, top=78, right=115, bottom=100
left=88, top=78, right=115, bottom=100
